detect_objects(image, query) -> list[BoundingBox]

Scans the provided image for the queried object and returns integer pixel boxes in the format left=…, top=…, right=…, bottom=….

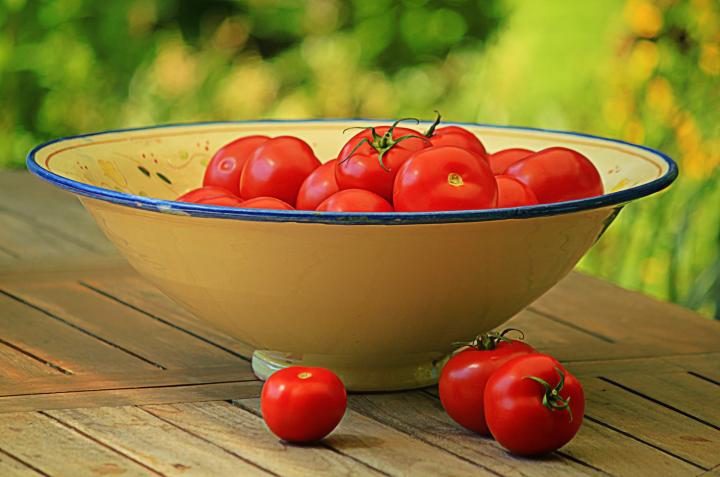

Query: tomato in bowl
left=27, top=120, right=676, bottom=391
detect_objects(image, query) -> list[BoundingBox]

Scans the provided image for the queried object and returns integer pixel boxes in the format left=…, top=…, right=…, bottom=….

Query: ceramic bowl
left=27, top=120, right=677, bottom=391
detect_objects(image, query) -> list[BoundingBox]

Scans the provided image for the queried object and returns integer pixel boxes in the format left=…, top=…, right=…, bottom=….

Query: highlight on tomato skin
left=203, top=135, right=270, bottom=196
left=260, top=366, right=347, bottom=443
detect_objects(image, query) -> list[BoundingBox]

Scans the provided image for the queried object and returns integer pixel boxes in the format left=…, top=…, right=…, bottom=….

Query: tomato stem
left=453, top=328, right=526, bottom=352
left=423, top=110, right=442, bottom=137
left=339, top=118, right=428, bottom=171
left=524, top=367, right=574, bottom=422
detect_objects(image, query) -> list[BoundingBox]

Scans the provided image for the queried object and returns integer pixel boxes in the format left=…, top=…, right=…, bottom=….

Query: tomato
left=423, top=115, right=487, bottom=159
left=316, top=189, right=393, bottom=212
left=495, top=175, right=539, bottom=208
left=484, top=354, right=585, bottom=455
left=239, top=197, right=294, bottom=210
left=240, top=136, right=321, bottom=206
left=488, top=148, right=534, bottom=175
left=203, top=135, right=269, bottom=195
left=439, top=330, right=535, bottom=435
left=506, top=147, right=603, bottom=204
left=335, top=121, right=428, bottom=201
left=261, top=366, right=347, bottom=443
left=393, top=146, right=497, bottom=212
left=296, top=159, right=340, bottom=210
left=177, top=186, right=237, bottom=203
left=176, top=187, right=243, bottom=207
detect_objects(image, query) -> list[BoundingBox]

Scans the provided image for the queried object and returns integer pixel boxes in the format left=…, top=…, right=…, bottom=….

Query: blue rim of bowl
left=26, top=119, right=678, bottom=225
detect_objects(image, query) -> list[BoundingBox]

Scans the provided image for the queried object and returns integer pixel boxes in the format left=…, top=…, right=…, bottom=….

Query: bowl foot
left=252, top=349, right=447, bottom=392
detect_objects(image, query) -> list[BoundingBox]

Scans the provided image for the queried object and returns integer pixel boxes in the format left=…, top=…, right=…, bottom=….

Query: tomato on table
left=484, top=354, right=585, bottom=455
left=316, top=189, right=393, bottom=212
left=335, top=120, right=428, bottom=201
left=495, top=175, right=539, bottom=208
left=439, top=330, right=535, bottom=434
left=296, top=159, right=340, bottom=210
left=506, top=147, right=603, bottom=204
left=240, top=136, right=321, bottom=206
left=239, top=197, right=294, bottom=210
left=488, top=148, right=534, bottom=175
left=261, top=366, right=347, bottom=443
left=203, top=136, right=269, bottom=195
left=423, top=113, right=487, bottom=160
left=393, top=146, right=497, bottom=212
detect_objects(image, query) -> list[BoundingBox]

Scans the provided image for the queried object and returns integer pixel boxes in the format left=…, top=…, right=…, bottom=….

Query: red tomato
left=393, top=146, right=497, bottom=212
left=240, top=136, right=321, bottom=206
left=424, top=119, right=487, bottom=160
left=506, top=147, right=603, bottom=204
left=203, top=136, right=269, bottom=195
left=439, top=330, right=535, bottom=435
left=335, top=122, right=428, bottom=201
left=316, top=189, right=393, bottom=212
left=177, top=186, right=237, bottom=203
left=261, top=366, right=347, bottom=443
left=484, top=354, right=585, bottom=455
left=176, top=187, right=243, bottom=207
left=488, top=148, right=534, bottom=175
left=496, top=175, right=539, bottom=208
left=239, top=197, right=294, bottom=210
left=296, top=159, right=340, bottom=210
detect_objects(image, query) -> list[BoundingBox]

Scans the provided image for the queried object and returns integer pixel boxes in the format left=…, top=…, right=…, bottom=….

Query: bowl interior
left=30, top=120, right=671, bottom=203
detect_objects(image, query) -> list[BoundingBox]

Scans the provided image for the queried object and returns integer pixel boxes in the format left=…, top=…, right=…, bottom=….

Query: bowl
left=27, top=120, right=677, bottom=391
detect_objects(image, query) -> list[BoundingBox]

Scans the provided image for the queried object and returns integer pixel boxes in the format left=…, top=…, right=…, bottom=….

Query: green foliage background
left=2, top=0, right=719, bottom=317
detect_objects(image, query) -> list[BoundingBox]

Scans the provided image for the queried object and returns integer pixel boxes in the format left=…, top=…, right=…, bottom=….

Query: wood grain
left=0, top=381, right=260, bottom=414
left=3, top=281, right=246, bottom=370
left=603, top=372, right=720, bottom=429
left=563, top=419, right=702, bottom=476
left=0, top=293, right=156, bottom=375
left=583, top=378, right=719, bottom=469
left=533, top=272, right=720, bottom=354
left=81, top=275, right=255, bottom=359
left=238, top=397, right=498, bottom=476
left=0, top=411, right=157, bottom=476
left=47, top=406, right=275, bottom=476
left=349, top=391, right=599, bottom=477
left=144, top=401, right=382, bottom=476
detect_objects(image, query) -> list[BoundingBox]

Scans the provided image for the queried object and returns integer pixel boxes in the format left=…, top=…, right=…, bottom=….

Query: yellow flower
left=700, top=43, right=720, bottom=75
left=625, top=0, right=663, bottom=38
left=645, top=76, right=676, bottom=119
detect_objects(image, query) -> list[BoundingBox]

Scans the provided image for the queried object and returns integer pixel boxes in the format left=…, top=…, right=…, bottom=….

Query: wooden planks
left=0, top=412, right=157, bottom=476
left=1, top=170, right=719, bottom=476
left=46, top=406, right=276, bottom=476
left=145, top=401, right=383, bottom=476
left=2, top=280, right=247, bottom=370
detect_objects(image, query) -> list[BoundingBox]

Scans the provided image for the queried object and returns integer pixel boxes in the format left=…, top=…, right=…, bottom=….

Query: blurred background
left=1, top=0, right=718, bottom=317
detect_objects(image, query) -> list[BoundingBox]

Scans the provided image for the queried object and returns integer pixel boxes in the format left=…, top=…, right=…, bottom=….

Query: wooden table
left=1, top=170, right=718, bottom=477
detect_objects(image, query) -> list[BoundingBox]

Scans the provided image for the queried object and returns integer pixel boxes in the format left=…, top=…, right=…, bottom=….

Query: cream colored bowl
left=27, top=120, right=677, bottom=391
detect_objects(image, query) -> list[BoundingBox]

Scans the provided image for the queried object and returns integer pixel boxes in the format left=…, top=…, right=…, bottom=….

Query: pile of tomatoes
left=260, top=330, right=584, bottom=456
left=177, top=115, right=604, bottom=212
